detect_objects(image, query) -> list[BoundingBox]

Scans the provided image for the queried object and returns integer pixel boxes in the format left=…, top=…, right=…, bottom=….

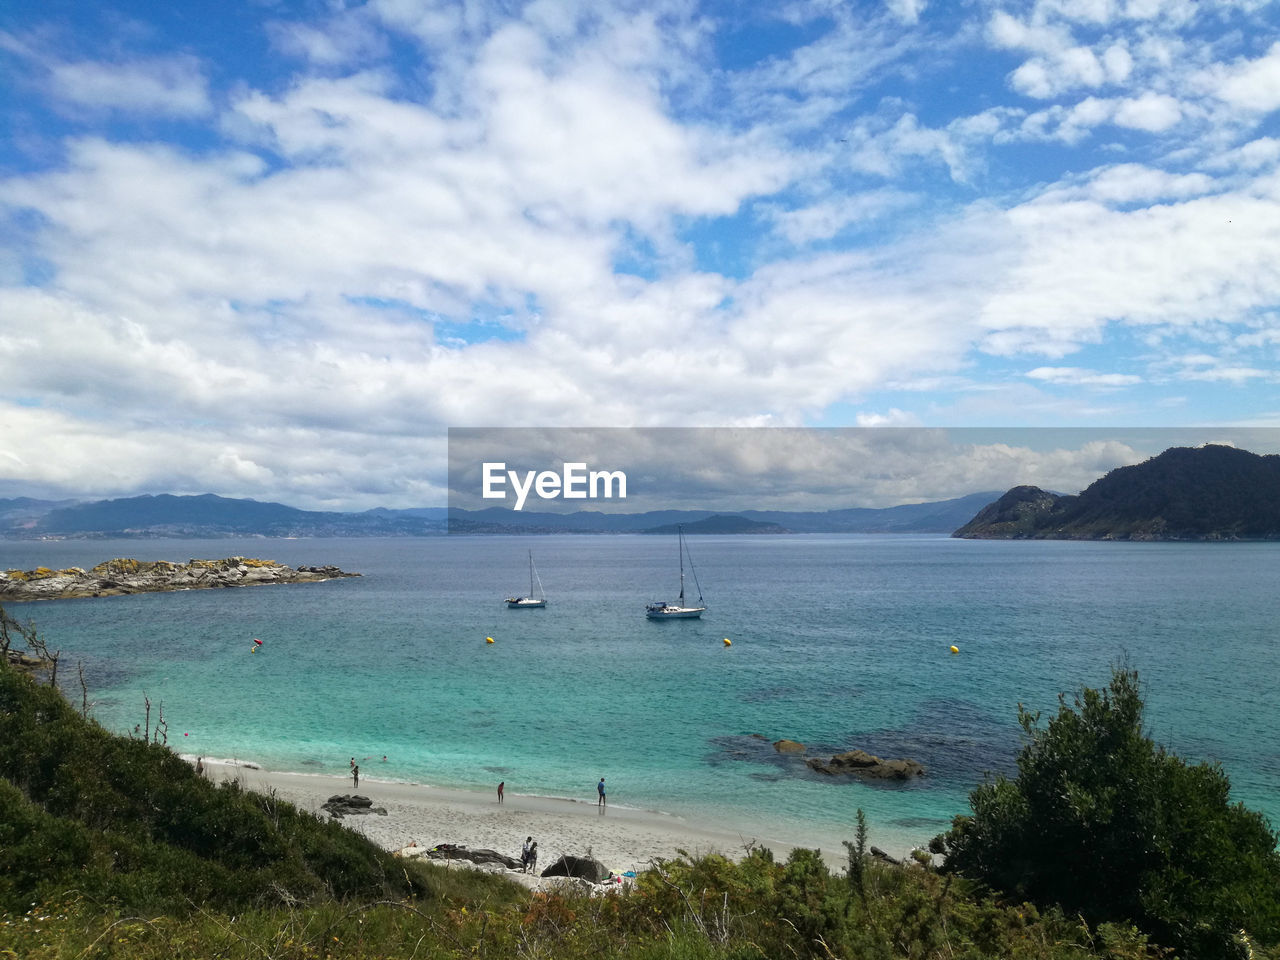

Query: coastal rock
left=0, top=556, right=360, bottom=602
left=541, top=854, right=609, bottom=883
left=773, top=739, right=806, bottom=754
left=806, top=750, right=925, bottom=780
left=870, top=846, right=900, bottom=864
left=424, top=844, right=522, bottom=870
left=322, top=794, right=388, bottom=818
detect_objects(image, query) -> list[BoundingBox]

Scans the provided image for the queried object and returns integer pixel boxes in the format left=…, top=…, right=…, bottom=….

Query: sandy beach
left=199, top=760, right=863, bottom=880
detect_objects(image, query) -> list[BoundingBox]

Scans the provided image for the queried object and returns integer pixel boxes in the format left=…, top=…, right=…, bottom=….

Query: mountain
left=642, top=515, right=789, bottom=535
left=445, top=493, right=1000, bottom=535
left=5, top=490, right=1002, bottom=539
left=954, top=445, right=1280, bottom=540
left=28, top=494, right=448, bottom=538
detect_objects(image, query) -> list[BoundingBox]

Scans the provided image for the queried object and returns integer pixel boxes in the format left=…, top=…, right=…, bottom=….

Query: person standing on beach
left=521, top=836, right=533, bottom=871
left=352, top=764, right=359, bottom=788
left=597, top=777, right=606, bottom=807
left=195, top=757, right=204, bottom=777
left=497, top=781, right=504, bottom=803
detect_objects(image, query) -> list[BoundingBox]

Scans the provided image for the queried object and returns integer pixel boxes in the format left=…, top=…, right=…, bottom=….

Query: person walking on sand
left=497, top=781, right=504, bottom=803
left=352, top=764, right=359, bottom=788
left=597, top=777, right=606, bottom=807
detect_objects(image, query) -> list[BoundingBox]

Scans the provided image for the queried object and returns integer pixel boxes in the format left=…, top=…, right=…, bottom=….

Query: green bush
left=935, top=667, right=1280, bottom=959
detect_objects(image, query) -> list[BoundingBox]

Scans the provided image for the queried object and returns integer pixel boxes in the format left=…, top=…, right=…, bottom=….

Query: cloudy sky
left=2, top=0, right=1279, bottom=510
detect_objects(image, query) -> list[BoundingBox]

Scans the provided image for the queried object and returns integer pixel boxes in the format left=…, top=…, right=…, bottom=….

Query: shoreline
left=198, top=759, right=884, bottom=875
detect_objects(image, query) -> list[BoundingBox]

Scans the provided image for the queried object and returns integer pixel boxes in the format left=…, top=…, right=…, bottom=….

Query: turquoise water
left=3, top=534, right=1279, bottom=853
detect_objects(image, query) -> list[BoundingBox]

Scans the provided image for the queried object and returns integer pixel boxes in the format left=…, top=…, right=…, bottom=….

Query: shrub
left=935, top=667, right=1280, bottom=959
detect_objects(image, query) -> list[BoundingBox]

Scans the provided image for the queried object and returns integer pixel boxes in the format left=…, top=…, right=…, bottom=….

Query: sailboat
left=646, top=526, right=706, bottom=619
left=505, top=551, right=547, bottom=609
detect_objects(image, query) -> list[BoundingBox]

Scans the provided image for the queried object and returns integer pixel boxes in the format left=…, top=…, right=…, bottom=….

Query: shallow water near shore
left=4, top=534, right=1279, bottom=856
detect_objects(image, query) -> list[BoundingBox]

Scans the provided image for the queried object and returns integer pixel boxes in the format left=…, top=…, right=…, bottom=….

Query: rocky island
left=954, top=444, right=1280, bottom=540
left=0, top=557, right=360, bottom=602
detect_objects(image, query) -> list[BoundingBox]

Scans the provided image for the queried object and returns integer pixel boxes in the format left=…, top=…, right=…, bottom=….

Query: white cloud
left=1064, top=163, right=1215, bottom=204
left=1112, top=91, right=1182, bottom=131
left=1211, top=41, right=1280, bottom=113
left=267, top=15, right=389, bottom=66
left=886, top=0, right=926, bottom=24
left=847, top=114, right=973, bottom=182
left=47, top=56, right=211, bottom=117
left=1206, top=137, right=1280, bottom=172
left=1025, top=366, right=1142, bottom=386
left=766, top=189, right=918, bottom=244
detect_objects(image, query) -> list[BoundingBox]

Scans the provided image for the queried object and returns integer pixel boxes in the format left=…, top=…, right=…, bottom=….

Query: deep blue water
left=3, top=534, right=1278, bottom=853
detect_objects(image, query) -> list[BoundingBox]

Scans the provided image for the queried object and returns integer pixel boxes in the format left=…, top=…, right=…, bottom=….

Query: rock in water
left=806, top=750, right=925, bottom=780
left=0, top=556, right=360, bottom=602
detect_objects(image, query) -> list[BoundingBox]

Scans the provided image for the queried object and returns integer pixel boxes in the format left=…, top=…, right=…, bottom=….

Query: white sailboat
left=505, top=551, right=546, bottom=609
left=646, top=526, right=706, bottom=619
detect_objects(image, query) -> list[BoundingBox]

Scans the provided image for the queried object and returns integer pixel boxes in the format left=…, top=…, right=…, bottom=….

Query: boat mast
left=528, top=550, right=536, bottom=599
left=677, top=526, right=686, bottom=605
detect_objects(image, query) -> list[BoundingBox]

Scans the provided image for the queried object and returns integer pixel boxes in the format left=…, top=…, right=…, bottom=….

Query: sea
left=3, top=534, right=1278, bottom=856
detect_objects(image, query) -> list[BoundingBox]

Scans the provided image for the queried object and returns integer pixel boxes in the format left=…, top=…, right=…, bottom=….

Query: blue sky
left=1, top=0, right=1279, bottom=508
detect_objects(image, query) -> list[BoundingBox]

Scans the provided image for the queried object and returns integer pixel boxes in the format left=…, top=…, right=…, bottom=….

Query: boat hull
left=646, top=604, right=705, bottom=619
left=506, top=598, right=546, bottom=609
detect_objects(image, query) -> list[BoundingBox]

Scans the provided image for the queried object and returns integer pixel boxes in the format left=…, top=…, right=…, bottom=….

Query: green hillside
left=955, top=444, right=1280, bottom=539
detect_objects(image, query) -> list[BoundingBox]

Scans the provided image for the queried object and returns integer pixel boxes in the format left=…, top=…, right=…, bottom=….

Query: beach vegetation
left=934, top=666, right=1280, bottom=959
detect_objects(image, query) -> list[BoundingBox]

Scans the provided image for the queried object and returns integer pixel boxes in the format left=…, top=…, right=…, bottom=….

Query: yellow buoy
left=723, top=638, right=732, bottom=647
left=486, top=637, right=495, bottom=644
left=949, top=645, right=959, bottom=654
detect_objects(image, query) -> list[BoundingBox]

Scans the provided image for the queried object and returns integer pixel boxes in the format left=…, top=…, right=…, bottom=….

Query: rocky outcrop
left=773, top=739, right=806, bottom=754
left=0, top=557, right=360, bottom=602
left=541, top=854, right=610, bottom=882
left=806, top=749, right=925, bottom=780
left=424, top=844, right=522, bottom=870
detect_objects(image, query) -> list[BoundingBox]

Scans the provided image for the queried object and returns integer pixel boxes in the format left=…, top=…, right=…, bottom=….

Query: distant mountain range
left=954, top=444, right=1280, bottom=540
left=0, top=491, right=1001, bottom=539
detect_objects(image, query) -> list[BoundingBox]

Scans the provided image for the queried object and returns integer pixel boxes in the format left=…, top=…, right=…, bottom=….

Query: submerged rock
left=0, top=556, right=360, bottom=602
left=806, top=750, right=925, bottom=780
left=773, top=739, right=806, bottom=754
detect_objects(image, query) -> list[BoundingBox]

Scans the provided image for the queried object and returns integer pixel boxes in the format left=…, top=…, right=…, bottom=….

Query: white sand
left=199, top=760, right=863, bottom=878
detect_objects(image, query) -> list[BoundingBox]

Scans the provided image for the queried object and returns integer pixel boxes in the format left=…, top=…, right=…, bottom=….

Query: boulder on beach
left=322, top=794, right=388, bottom=817
left=541, top=854, right=609, bottom=883
left=425, top=844, right=522, bottom=870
